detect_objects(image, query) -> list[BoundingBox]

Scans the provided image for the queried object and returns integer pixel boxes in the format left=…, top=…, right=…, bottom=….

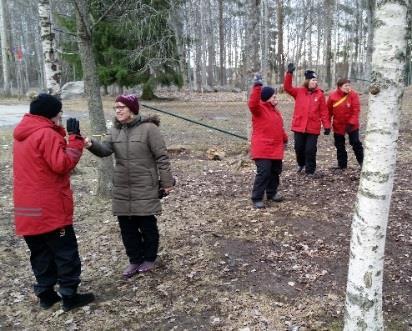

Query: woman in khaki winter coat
left=85, top=95, right=174, bottom=278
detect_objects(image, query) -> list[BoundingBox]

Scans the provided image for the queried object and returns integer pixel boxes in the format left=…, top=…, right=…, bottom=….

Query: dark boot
left=38, top=289, right=61, bottom=309
left=62, top=293, right=95, bottom=312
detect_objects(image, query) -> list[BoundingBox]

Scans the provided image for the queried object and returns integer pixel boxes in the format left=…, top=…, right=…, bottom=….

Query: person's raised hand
left=253, top=73, right=263, bottom=86
left=287, top=63, right=296, bottom=73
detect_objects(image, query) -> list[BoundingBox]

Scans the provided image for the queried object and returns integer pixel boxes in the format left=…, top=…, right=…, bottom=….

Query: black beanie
left=304, top=70, right=317, bottom=80
left=261, top=86, right=276, bottom=102
left=30, top=93, right=62, bottom=119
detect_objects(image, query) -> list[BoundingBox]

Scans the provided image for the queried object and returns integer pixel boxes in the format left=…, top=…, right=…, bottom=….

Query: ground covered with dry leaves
left=0, top=87, right=411, bottom=330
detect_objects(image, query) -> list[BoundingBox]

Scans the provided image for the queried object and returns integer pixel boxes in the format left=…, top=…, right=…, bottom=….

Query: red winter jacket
left=327, top=88, right=360, bottom=135
left=13, top=114, right=84, bottom=236
left=248, top=85, right=288, bottom=160
left=283, top=72, right=330, bottom=134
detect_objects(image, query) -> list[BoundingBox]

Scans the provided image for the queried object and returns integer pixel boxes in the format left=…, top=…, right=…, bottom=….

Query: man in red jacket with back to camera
left=13, top=94, right=94, bottom=311
left=248, top=74, right=288, bottom=209
left=327, top=78, right=364, bottom=170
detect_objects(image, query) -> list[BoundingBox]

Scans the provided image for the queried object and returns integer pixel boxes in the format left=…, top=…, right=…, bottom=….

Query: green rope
left=141, top=103, right=249, bottom=141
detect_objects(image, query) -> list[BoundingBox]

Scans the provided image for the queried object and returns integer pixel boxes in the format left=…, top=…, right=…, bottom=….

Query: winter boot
left=138, top=261, right=155, bottom=273
left=38, top=289, right=61, bottom=309
left=268, top=193, right=284, bottom=202
left=62, top=293, right=95, bottom=312
left=123, top=263, right=140, bottom=278
left=253, top=201, right=265, bottom=209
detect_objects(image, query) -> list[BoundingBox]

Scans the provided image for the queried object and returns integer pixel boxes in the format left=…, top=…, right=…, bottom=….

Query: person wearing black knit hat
left=13, top=93, right=95, bottom=311
left=248, top=73, right=288, bottom=209
left=283, top=63, right=331, bottom=177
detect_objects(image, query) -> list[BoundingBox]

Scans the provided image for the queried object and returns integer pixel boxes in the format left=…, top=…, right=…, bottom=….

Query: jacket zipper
left=124, top=125, right=131, bottom=214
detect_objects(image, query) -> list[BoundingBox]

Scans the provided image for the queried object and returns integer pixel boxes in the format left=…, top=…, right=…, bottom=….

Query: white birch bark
left=343, top=1, right=408, bottom=330
left=38, top=0, right=60, bottom=95
left=365, top=0, right=376, bottom=81
left=199, top=0, right=208, bottom=91
left=0, top=0, right=11, bottom=95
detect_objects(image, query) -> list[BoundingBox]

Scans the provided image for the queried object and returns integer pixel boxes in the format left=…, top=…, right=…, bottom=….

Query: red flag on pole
left=16, top=47, right=23, bottom=62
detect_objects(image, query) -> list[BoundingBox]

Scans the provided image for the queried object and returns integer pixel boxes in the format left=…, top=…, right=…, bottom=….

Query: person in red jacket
left=283, top=63, right=331, bottom=176
left=13, top=94, right=94, bottom=312
left=327, top=78, right=364, bottom=169
left=248, top=74, right=288, bottom=209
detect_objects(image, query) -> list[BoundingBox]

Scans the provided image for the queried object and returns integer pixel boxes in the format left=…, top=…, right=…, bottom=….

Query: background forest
left=1, top=0, right=411, bottom=98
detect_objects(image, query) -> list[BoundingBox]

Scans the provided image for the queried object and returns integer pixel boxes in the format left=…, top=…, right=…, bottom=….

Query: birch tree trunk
left=276, top=0, right=284, bottom=83
left=73, top=0, right=113, bottom=199
left=260, top=0, right=269, bottom=82
left=38, top=0, right=60, bottom=95
left=343, top=1, right=408, bottom=330
left=324, top=0, right=334, bottom=89
left=199, top=0, right=208, bottom=90
left=365, top=0, right=376, bottom=81
left=0, top=0, right=11, bottom=95
left=206, top=0, right=215, bottom=88
left=218, top=0, right=226, bottom=86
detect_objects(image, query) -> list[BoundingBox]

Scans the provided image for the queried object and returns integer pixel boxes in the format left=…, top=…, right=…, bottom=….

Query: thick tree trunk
left=73, top=0, right=113, bottom=199
left=38, top=0, right=60, bottom=95
left=0, top=0, right=11, bottom=95
left=344, top=1, right=408, bottom=330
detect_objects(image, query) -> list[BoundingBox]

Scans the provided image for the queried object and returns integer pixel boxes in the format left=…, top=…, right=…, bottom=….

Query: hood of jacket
left=13, top=114, right=65, bottom=142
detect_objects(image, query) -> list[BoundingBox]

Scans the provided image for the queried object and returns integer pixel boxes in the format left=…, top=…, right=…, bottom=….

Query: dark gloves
left=158, top=177, right=176, bottom=199
left=345, top=124, right=354, bottom=133
left=287, top=63, right=296, bottom=73
left=253, top=73, right=263, bottom=86
left=66, top=118, right=80, bottom=135
left=324, top=128, right=331, bottom=135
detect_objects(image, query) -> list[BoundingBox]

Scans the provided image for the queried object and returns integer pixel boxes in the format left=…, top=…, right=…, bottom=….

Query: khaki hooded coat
left=88, top=114, right=173, bottom=216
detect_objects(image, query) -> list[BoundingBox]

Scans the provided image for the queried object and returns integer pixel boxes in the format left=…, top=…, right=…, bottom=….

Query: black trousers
left=334, top=129, right=364, bottom=168
left=118, top=215, right=159, bottom=264
left=251, top=159, right=283, bottom=202
left=294, top=132, right=319, bottom=174
left=24, top=225, right=81, bottom=297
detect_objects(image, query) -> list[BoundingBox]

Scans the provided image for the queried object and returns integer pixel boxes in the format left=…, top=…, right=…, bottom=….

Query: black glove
left=324, top=128, right=331, bottom=135
left=253, top=73, right=263, bottom=86
left=287, top=63, right=296, bottom=73
left=158, top=177, right=176, bottom=199
left=66, top=118, right=80, bottom=135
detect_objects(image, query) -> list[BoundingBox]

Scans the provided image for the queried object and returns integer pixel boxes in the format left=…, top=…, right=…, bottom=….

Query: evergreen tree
left=58, top=0, right=182, bottom=99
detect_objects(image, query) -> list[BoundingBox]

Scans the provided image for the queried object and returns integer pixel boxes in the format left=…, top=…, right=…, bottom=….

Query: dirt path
left=0, top=89, right=411, bottom=330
